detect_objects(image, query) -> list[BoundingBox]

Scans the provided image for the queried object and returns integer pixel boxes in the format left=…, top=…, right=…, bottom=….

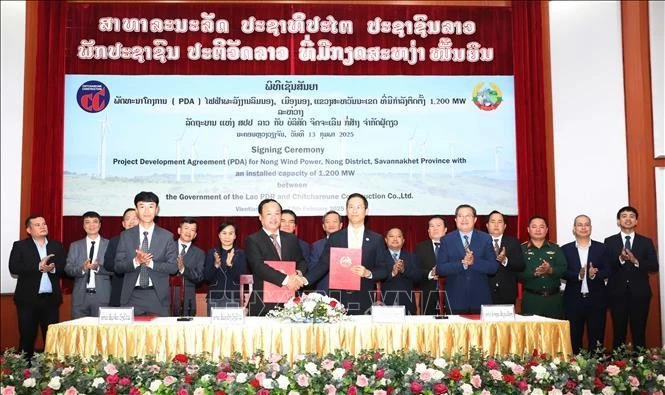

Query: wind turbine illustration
left=449, top=142, right=457, bottom=179
left=494, top=145, right=504, bottom=175
left=98, top=114, right=111, bottom=179
left=189, top=134, right=199, bottom=183
left=175, top=130, right=186, bottom=182
left=420, top=132, right=430, bottom=179
left=407, top=129, right=416, bottom=179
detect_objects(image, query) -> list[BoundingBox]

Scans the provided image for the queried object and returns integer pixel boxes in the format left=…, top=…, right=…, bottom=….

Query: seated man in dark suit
left=381, top=227, right=421, bottom=314
left=604, top=206, right=659, bottom=349
left=245, top=199, right=307, bottom=316
left=436, top=204, right=497, bottom=314
left=485, top=210, right=525, bottom=305
left=9, top=215, right=66, bottom=359
left=305, top=193, right=393, bottom=315
left=308, top=210, right=344, bottom=291
left=561, top=214, right=610, bottom=354
left=115, top=191, right=178, bottom=316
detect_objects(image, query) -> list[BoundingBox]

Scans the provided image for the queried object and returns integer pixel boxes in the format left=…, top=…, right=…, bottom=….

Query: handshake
left=285, top=272, right=308, bottom=291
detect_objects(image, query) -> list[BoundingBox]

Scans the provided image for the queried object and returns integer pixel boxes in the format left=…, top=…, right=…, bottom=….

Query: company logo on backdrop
left=76, top=80, right=110, bottom=113
left=472, top=82, right=503, bottom=111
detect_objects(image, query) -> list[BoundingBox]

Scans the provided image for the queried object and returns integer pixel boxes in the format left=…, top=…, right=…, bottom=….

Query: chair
left=239, top=274, right=253, bottom=312
left=169, top=275, right=185, bottom=316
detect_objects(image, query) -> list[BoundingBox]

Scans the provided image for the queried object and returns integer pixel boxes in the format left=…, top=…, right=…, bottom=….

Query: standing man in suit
left=115, top=191, right=178, bottom=316
left=561, top=214, right=610, bottom=354
left=8, top=215, right=66, bottom=359
left=436, top=204, right=497, bottom=314
left=305, top=193, right=393, bottom=315
left=280, top=209, right=311, bottom=261
left=519, top=216, right=567, bottom=319
left=414, top=215, right=447, bottom=315
left=172, top=217, right=205, bottom=316
left=64, top=211, right=111, bottom=318
left=604, top=206, right=659, bottom=349
left=485, top=210, right=525, bottom=305
left=103, top=208, right=138, bottom=307
left=381, top=227, right=421, bottom=314
left=245, top=199, right=307, bottom=316
left=308, top=210, right=343, bottom=291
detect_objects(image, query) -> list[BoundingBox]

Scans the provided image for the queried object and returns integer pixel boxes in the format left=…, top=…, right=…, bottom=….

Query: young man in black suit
left=9, top=215, right=66, bottom=359
left=604, top=206, right=659, bottom=349
left=485, top=210, right=525, bottom=305
left=245, top=199, right=307, bottom=316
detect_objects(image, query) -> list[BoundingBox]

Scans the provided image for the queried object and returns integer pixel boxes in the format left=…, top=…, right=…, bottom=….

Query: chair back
left=239, top=274, right=254, bottom=310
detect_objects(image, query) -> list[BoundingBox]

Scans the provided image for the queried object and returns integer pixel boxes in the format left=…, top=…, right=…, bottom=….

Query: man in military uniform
left=519, top=216, right=567, bottom=319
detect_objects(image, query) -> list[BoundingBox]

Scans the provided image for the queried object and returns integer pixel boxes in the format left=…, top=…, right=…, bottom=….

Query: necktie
left=86, top=240, right=96, bottom=288
left=180, top=244, right=187, bottom=257
left=493, top=239, right=500, bottom=256
left=392, top=252, right=399, bottom=262
left=434, top=242, right=440, bottom=258
left=463, top=235, right=470, bottom=251
left=624, top=235, right=631, bottom=250
left=139, top=231, right=150, bottom=288
left=270, top=234, right=282, bottom=259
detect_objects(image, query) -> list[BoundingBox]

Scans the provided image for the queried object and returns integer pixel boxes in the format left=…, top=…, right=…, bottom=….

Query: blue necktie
left=463, top=235, right=470, bottom=251
left=434, top=242, right=440, bottom=259
left=392, top=252, right=399, bottom=262
left=624, top=235, right=631, bottom=250
left=139, top=231, right=150, bottom=288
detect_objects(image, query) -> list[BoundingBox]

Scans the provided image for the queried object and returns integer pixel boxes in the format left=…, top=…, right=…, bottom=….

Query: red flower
left=0, top=356, right=5, bottom=364
left=1, top=368, right=10, bottom=375
left=257, top=390, right=270, bottom=395
left=293, top=297, right=301, bottom=303
left=517, top=381, right=528, bottom=391
left=106, top=374, right=119, bottom=385
left=41, top=389, right=53, bottom=395
left=173, top=354, right=189, bottom=363
left=119, top=377, right=131, bottom=386
left=594, top=377, right=605, bottom=389
left=448, top=368, right=462, bottom=381
left=433, top=383, right=448, bottom=394
left=214, top=392, right=226, bottom=395
left=329, top=300, right=337, bottom=308
left=176, top=389, right=189, bottom=395
left=410, top=381, right=423, bottom=394
left=615, top=360, right=627, bottom=368
left=486, top=359, right=498, bottom=369
left=387, top=386, right=394, bottom=395
left=503, top=374, right=515, bottom=384
left=184, top=375, right=192, bottom=384
left=532, top=349, right=539, bottom=357
left=250, top=378, right=260, bottom=388
left=23, top=368, right=31, bottom=378
left=342, top=359, right=353, bottom=370
left=375, top=369, right=385, bottom=379
left=216, top=371, right=228, bottom=380
left=596, top=364, right=606, bottom=374
left=540, top=353, right=547, bottom=360
left=347, top=385, right=357, bottom=395
left=374, top=352, right=381, bottom=360
left=219, top=362, right=231, bottom=372
left=105, top=387, right=117, bottom=395
left=129, top=387, right=141, bottom=395
left=565, top=380, right=577, bottom=390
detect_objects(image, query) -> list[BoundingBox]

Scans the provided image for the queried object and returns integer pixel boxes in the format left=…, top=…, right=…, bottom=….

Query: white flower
left=531, top=389, right=544, bottom=395
left=531, top=364, right=549, bottom=380
left=61, top=367, right=75, bottom=377
left=288, top=391, right=300, bottom=395
left=22, top=378, right=36, bottom=388
left=262, top=378, right=274, bottom=389
left=503, top=360, right=516, bottom=369
left=552, top=357, right=560, bottom=365
left=431, top=369, right=444, bottom=380
left=305, top=362, right=320, bottom=375
left=405, top=368, right=413, bottom=375
left=276, top=374, right=290, bottom=389
left=332, top=367, right=346, bottom=380
left=548, top=389, right=563, bottom=395
left=149, top=379, right=162, bottom=392
left=47, top=376, right=62, bottom=390
left=92, top=377, right=105, bottom=388
left=657, top=374, right=665, bottom=384
left=601, top=387, right=616, bottom=395
left=578, top=374, right=584, bottom=381
left=571, top=364, right=581, bottom=373
left=236, top=372, right=248, bottom=383
left=638, top=356, right=644, bottom=363
left=460, top=383, right=473, bottom=394
left=433, top=358, right=448, bottom=369
left=303, top=300, right=317, bottom=313
left=415, top=363, right=427, bottom=373
left=582, top=390, right=593, bottom=395
left=194, top=389, right=206, bottom=395
left=200, top=374, right=211, bottom=383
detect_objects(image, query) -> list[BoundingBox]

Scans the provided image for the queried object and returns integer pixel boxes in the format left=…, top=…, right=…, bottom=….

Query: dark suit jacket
left=487, top=234, right=525, bottom=304
left=561, top=240, right=609, bottom=308
left=204, top=247, right=249, bottom=301
left=381, top=250, right=421, bottom=314
left=176, top=243, right=205, bottom=314
left=245, top=229, right=307, bottom=316
left=436, top=230, right=498, bottom=312
left=103, top=235, right=123, bottom=306
left=414, top=239, right=438, bottom=282
left=9, top=237, right=67, bottom=306
left=308, top=237, right=329, bottom=291
left=115, top=225, right=178, bottom=307
left=306, top=227, right=393, bottom=315
left=604, top=233, right=658, bottom=300
left=64, top=237, right=112, bottom=305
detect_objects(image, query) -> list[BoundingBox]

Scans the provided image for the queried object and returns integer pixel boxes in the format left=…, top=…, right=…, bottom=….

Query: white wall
left=650, top=1, right=664, bottom=157
left=656, top=168, right=665, bottom=343
left=0, top=1, right=25, bottom=294
left=550, top=1, right=629, bottom=244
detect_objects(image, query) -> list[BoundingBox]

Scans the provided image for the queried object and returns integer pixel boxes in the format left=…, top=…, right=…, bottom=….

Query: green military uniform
left=519, top=240, right=567, bottom=319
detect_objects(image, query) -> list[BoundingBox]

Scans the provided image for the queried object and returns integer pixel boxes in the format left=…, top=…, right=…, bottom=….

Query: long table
left=44, top=315, right=572, bottom=362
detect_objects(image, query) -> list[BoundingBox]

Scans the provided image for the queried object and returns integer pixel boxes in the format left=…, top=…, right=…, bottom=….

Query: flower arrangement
left=2, top=346, right=664, bottom=394
left=266, top=293, right=348, bottom=323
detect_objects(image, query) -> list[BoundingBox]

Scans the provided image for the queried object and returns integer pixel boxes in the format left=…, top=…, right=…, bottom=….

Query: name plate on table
left=99, top=307, right=134, bottom=324
left=211, top=307, right=245, bottom=324
left=480, top=304, right=515, bottom=321
left=371, top=305, right=405, bottom=323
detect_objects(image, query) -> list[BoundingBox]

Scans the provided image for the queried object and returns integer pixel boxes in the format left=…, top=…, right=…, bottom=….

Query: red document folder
left=263, top=260, right=296, bottom=303
left=329, top=247, right=362, bottom=291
